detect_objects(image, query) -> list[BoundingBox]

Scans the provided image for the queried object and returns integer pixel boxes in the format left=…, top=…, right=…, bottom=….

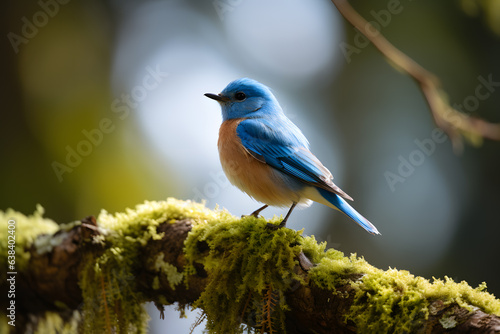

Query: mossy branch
left=1, top=199, right=500, bottom=333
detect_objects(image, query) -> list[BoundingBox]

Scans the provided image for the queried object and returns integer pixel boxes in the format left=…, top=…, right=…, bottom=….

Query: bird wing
left=237, top=118, right=353, bottom=200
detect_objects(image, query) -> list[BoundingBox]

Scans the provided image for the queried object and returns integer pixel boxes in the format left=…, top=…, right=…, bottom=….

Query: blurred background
left=2, top=0, right=499, bottom=332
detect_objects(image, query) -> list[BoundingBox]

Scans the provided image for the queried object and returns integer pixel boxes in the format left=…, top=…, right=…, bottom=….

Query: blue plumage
left=205, top=78, right=380, bottom=235
left=238, top=118, right=330, bottom=186
left=317, top=188, right=380, bottom=235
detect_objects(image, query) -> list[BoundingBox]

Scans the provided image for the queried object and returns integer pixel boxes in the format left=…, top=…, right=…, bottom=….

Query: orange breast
left=217, top=119, right=301, bottom=207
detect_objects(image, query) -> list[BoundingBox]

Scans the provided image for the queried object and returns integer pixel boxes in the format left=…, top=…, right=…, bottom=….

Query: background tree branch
left=331, top=0, right=500, bottom=152
left=1, top=199, right=500, bottom=333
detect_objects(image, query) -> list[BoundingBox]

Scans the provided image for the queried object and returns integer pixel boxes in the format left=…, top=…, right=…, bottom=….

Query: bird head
left=205, top=78, right=281, bottom=121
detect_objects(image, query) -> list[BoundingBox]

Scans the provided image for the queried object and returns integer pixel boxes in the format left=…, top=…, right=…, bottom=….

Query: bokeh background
left=2, top=0, right=499, bottom=332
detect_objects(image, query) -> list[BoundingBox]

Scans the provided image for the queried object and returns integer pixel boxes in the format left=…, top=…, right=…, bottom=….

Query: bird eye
left=234, top=92, right=246, bottom=101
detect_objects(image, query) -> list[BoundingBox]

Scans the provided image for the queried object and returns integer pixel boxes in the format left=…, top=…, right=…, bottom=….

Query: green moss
left=33, top=311, right=81, bottom=334
left=2, top=199, right=500, bottom=334
left=0, top=205, right=59, bottom=278
left=184, top=214, right=305, bottom=333
left=79, top=198, right=228, bottom=333
left=307, top=247, right=375, bottom=291
left=308, top=248, right=500, bottom=333
left=74, top=198, right=500, bottom=334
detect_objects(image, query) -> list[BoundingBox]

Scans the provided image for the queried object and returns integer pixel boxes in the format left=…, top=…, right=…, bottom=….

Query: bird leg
left=267, top=202, right=297, bottom=230
left=248, top=204, right=269, bottom=218
left=279, top=202, right=297, bottom=227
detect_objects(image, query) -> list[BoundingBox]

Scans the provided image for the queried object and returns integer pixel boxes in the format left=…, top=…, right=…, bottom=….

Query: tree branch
left=331, top=0, right=500, bottom=151
left=1, top=200, right=500, bottom=333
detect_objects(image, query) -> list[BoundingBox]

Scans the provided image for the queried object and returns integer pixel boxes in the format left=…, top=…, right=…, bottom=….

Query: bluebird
left=205, top=78, right=380, bottom=235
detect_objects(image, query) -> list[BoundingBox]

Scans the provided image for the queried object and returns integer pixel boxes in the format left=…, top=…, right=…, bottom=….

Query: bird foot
left=266, top=202, right=296, bottom=230
left=266, top=222, right=281, bottom=230
left=266, top=219, right=287, bottom=230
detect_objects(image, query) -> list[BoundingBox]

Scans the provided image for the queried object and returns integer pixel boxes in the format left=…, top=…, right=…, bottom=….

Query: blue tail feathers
left=317, top=188, right=380, bottom=235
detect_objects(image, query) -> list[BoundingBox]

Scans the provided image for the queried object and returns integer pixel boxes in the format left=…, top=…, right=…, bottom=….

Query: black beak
left=204, top=93, right=229, bottom=102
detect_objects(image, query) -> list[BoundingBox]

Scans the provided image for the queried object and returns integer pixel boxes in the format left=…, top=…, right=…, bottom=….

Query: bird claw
left=266, top=219, right=288, bottom=230
left=266, top=222, right=281, bottom=230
